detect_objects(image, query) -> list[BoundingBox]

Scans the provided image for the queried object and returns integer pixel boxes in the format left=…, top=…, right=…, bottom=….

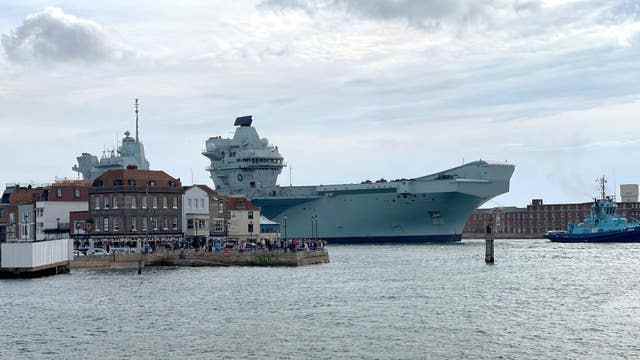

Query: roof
left=260, top=216, right=278, bottom=225
left=50, top=180, right=91, bottom=188
left=225, top=196, right=259, bottom=211
left=182, top=185, right=227, bottom=200
left=93, top=168, right=181, bottom=189
left=9, top=188, right=44, bottom=205
left=183, top=184, right=216, bottom=194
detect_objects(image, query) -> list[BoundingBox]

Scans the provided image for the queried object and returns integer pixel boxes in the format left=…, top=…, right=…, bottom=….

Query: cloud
left=260, top=0, right=542, bottom=29
left=1, top=7, right=131, bottom=64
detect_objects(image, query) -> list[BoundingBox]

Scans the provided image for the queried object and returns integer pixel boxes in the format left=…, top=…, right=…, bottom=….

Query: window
left=131, top=217, right=137, bottom=232
left=163, top=197, right=168, bottom=209
left=142, top=217, right=147, bottom=231
left=188, top=199, right=192, bottom=208
left=131, top=196, right=137, bottom=209
left=94, top=195, right=101, bottom=210
left=187, top=219, right=194, bottom=229
left=113, top=217, right=120, bottom=232
left=153, top=217, right=158, bottom=231
left=113, top=196, right=118, bottom=209
left=95, top=217, right=101, bottom=232
left=173, top=197, right=178, bottom=209
left=142, top=196, right=147, bottom=209
left=248, top=223, right=254, bottom=233
left=153, top=197, right=158, bottom=209
left=200, top=199, right=205, bottom=208
left=57, top=188, right=63, bottom=198
left=248, top=211, right=254, bottom=220
left=172, top=217, right=178, bottom=231
left=74, top=189, right=81, bottom=198
left=103, top=218, right=109, bottom=232
left=163, top=217, right=169, bottom=230
left=214, top=220, right=224, bottom=233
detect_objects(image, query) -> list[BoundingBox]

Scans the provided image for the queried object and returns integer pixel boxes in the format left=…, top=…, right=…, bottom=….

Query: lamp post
left=310, top=215, right=318, bottom=241
left=283, top=216, right=287, bottom=241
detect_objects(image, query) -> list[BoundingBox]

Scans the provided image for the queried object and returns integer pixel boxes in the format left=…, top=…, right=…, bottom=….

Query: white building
left=34, top=182, right=89, bottom=241
left=225, top=196, right=260, bottom=242
left=620, top=184, right=639, bottom=203
left=182, top=186, right=210, bottom=241
left=35, top=201, right=88, bottom=240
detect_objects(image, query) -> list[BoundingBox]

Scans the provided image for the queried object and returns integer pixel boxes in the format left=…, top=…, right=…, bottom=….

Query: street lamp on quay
left=310, top=215, right=318, bottom=241
left=282, top=216, right=287, bottom=241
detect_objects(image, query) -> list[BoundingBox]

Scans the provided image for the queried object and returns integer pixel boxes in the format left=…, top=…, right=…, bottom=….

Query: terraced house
left=88, top=166, right=183, bottom=246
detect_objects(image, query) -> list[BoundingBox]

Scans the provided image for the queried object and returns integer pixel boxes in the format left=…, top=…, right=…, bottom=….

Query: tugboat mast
left=598, top=175, right=607, bottom=200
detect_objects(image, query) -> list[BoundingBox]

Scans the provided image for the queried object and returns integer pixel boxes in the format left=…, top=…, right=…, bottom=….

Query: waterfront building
left=69, top=211, right=92, bottom=239
left=88, top=166, right=183, bottom=247
left=620, top=184, right=639, bottom=203
left=181, top=185, right=227, bottom=241
left=0, top=204, right=9, bottom=242
left=259, top=216, right=280, bottom=243
left=205, top=188, right=227, bottom=238
left=182, top=185, right=210, bottom=244
left=34, top=180, right=89, bottom=240
left=2, top=186, right=44, bottom=241
left=224, top=196, right=260, bottom=242
left=464, top=198, right=640, bottom=238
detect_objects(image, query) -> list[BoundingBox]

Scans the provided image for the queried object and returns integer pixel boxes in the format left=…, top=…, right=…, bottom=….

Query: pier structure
left=0, top=238, right=73, bottom=278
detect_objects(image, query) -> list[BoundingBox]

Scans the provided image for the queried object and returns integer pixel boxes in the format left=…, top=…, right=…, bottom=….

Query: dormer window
left=148, top=180, right=156, bottom=187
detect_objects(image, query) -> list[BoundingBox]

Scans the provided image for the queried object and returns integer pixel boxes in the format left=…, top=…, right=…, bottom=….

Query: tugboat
left=546, top=176, right=640, bottom=243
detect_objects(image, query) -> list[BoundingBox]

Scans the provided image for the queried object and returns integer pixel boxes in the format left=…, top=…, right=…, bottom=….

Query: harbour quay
left=71, top=243, right=329, bottom=270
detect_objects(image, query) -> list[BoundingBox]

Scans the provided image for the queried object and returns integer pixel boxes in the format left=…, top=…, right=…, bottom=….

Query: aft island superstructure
left=203, top=116, right=515, bottom=243
left=73, top=99, right=150, bottom=181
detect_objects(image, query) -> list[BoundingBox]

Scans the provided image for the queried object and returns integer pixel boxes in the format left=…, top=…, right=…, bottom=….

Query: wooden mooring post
left=485, top=223, right=495, bottom=264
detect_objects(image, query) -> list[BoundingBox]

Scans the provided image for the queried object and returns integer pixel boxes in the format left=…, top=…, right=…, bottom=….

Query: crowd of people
left=75, top=237, right=327, bottom=256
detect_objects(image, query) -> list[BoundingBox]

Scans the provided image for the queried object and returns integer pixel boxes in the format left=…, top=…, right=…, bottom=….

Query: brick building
left=88, top=166, right=183, bottom=247
left=464, top=198, right=640, bottom=238
left=2, top=186, right=45, bottom=241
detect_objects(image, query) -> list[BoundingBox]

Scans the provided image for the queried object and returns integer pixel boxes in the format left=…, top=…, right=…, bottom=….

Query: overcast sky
left=1, top=0, right=640, bottom=207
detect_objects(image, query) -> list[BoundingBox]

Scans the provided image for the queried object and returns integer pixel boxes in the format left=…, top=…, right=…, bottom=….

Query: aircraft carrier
left=203, top=116, right=515, bottom=243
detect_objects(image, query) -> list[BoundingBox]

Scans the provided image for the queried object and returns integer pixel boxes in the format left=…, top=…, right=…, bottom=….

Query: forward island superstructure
left=73, top=99, right=150, bottom=181
left=203, top=116, right=515, bottom=243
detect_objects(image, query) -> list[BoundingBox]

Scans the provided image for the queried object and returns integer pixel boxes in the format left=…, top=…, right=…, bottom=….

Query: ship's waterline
left=203, top=116, right=515, bottom=243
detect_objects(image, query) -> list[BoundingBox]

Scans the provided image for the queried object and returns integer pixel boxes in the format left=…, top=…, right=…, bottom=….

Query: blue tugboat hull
left=546, top=227, right=640, bottom=243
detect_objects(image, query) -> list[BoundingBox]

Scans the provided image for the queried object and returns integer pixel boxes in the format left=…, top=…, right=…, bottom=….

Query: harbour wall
left=71, top=249, right=329, bottom=269
left=463, top=233, right=542, bottom=240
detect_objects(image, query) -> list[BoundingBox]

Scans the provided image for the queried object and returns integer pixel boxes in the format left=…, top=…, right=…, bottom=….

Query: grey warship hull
left=203, top=116, right=515, bottom=244
left=252, top=162, right=514, bottom=243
